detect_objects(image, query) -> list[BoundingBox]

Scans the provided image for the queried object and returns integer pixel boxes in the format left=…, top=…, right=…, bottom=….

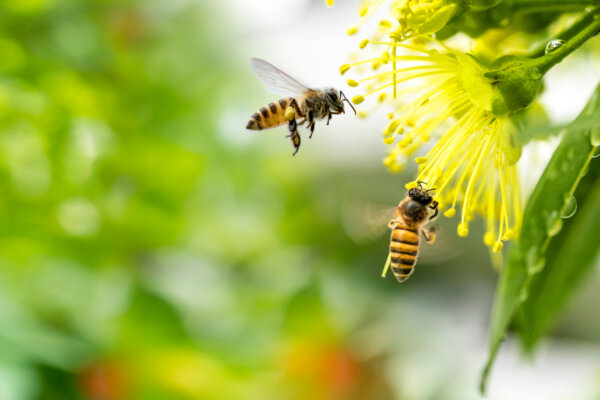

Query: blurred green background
left=0, top=0, right=599, bottom=399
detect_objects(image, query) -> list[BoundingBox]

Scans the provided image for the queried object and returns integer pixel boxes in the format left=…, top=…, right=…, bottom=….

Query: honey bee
left=246, top=58, right=355, bottom=155
left=388, top=182, right=439, bottom=283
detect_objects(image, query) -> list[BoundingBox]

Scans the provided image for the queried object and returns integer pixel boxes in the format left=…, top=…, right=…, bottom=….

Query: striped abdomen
left=390, top=224, right=420, bottom=283
left=246, top=98, right=298, bottom=130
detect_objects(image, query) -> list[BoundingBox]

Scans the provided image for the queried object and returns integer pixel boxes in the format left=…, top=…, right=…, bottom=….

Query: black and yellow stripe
left=246, top=98, right=300, bottom=130
left=389, top=224, right=420, bottom=283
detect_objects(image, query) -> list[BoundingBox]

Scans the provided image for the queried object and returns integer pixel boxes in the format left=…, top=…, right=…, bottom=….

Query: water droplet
left=591, top=128, right=600, bottom=148
left=560, top=160, right=572, bottom=173
left=530, top=257, right=545, bottom=274
left=519, top=288, right=529, bottom=303
left=545, top=210, right=559, bottom=232
left=545, top=39, right=565, bottom=55
left=561, top=196, right=577, bottom=219
left=592, top=146, right=600, bottom=159
left=548, top=219, right=563, bottom=237
left=525, top=247, right=545, bottom=274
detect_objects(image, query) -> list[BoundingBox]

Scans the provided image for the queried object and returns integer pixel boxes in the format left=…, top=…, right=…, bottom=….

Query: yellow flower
left=343, top=40, right=523, bottom=251
left=346, top=0, right=458, bottom=39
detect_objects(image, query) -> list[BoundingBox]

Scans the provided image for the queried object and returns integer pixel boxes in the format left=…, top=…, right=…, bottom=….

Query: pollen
left=325, top=0, right=335, bottom=6
left=384, top=120, right=400, bottom=135
left=389, top=30, right=403, bottom=42
left=284, top=107, right=296, bottom=121
left=347, top=79, right=359, bottom=87
left=339, top=64, right=351, bottom=75
left=379, top=20, right=392, bottom=29
left=484, top=232, right=495, bottom=246
left=492, top=241, right=503, bottom=253
left=405, top=181, right=418, bottom=190
left=359, top=39, right=370, bottom=49
left=383, top=136, right=395, bottom=144
left=346, top=26, right=359, bottom=35
left=458, top=222, right=469, bottom=237
left=352, top=95, right=365, bottom=104
left=415, top=156, right=427, bottom=164
left=383, top=154, right=396, bottom=167
left=444, top=208, right=456, bottom=218
left=502, top=229, right=514, bottom=241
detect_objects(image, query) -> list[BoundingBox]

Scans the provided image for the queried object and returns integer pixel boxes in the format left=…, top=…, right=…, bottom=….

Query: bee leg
left=283, top=104, right=301, bottom=155
left=429, top=200, right=439, bottom=220
left=388, top=220, right=397, bottom=229
left=287, top=118, right=301, bottom=156
left=290, top=132, right=301, bottom=155
left=421, top=226, right=437, bottom=244
left=307, top=110, right=316, bottom=139
left=327, top=110, right=343, bottom=126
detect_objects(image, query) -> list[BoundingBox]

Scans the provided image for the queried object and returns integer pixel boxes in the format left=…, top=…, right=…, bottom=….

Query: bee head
left=407, top=187, right=433, bottom=206
left=324, top=89, right=356, bottom=115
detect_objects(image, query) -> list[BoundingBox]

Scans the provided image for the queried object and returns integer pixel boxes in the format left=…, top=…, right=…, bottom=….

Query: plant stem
left=530, top=7, right=600, bottom=74
left=505, top=0, right=598, bottom=15
left=508, top=0, right=597, bottom=8
left=531, top=9, right=598, bottom=57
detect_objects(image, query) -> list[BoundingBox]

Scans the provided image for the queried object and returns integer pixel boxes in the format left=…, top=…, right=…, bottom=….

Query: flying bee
left=246, top=58, right=356, bottom=155
left=387, top=182, right=439, bottom=283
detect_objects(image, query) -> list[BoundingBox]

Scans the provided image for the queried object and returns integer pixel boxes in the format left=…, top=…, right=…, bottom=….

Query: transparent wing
left=250, top=58, right=310, bottom=96
left=340, top=200, right=395, bottom=245
left=418, top=223, right=463, bottom=264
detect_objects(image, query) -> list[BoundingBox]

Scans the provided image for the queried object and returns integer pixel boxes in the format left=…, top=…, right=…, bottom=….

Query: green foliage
left=0, top=0, right=599, bottom=398
left=439, top=0, right=595, bottom=39
left=514, top=114, right=600, bottom=146
left=0, top=2, right=410, bottom=398
left=481, top=84, right=600, bottom=393
left=516, top=151, right=600, bottom=349
left=486, top=55, right=544, bottom=115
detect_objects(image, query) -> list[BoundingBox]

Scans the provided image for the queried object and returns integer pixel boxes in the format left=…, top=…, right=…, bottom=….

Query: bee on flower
left=338, top=4, right=531, bottom=252
left=333, top=0, right=593, bottom=255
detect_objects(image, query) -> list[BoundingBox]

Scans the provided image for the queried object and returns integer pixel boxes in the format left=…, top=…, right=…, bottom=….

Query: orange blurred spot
left=79, top=360, right=130, bottom=400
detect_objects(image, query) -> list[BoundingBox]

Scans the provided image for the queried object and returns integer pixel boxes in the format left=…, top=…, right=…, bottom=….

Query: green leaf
left=515, top=115, right=600, bottom=145
left=516, top=154, right=600, bottom=348
left=480, top=84, right=600, bottom=393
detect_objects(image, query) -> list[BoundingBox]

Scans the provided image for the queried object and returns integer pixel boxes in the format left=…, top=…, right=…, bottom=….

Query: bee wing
left=250, top=58, right=310, bottom=96
left=418, top=223, right=463, bottom=264
left=341, top=200, right=396, bottom=245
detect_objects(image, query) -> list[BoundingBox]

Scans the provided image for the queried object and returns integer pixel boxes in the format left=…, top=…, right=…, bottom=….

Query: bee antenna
left=340, top=91, right=356, bottom=115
